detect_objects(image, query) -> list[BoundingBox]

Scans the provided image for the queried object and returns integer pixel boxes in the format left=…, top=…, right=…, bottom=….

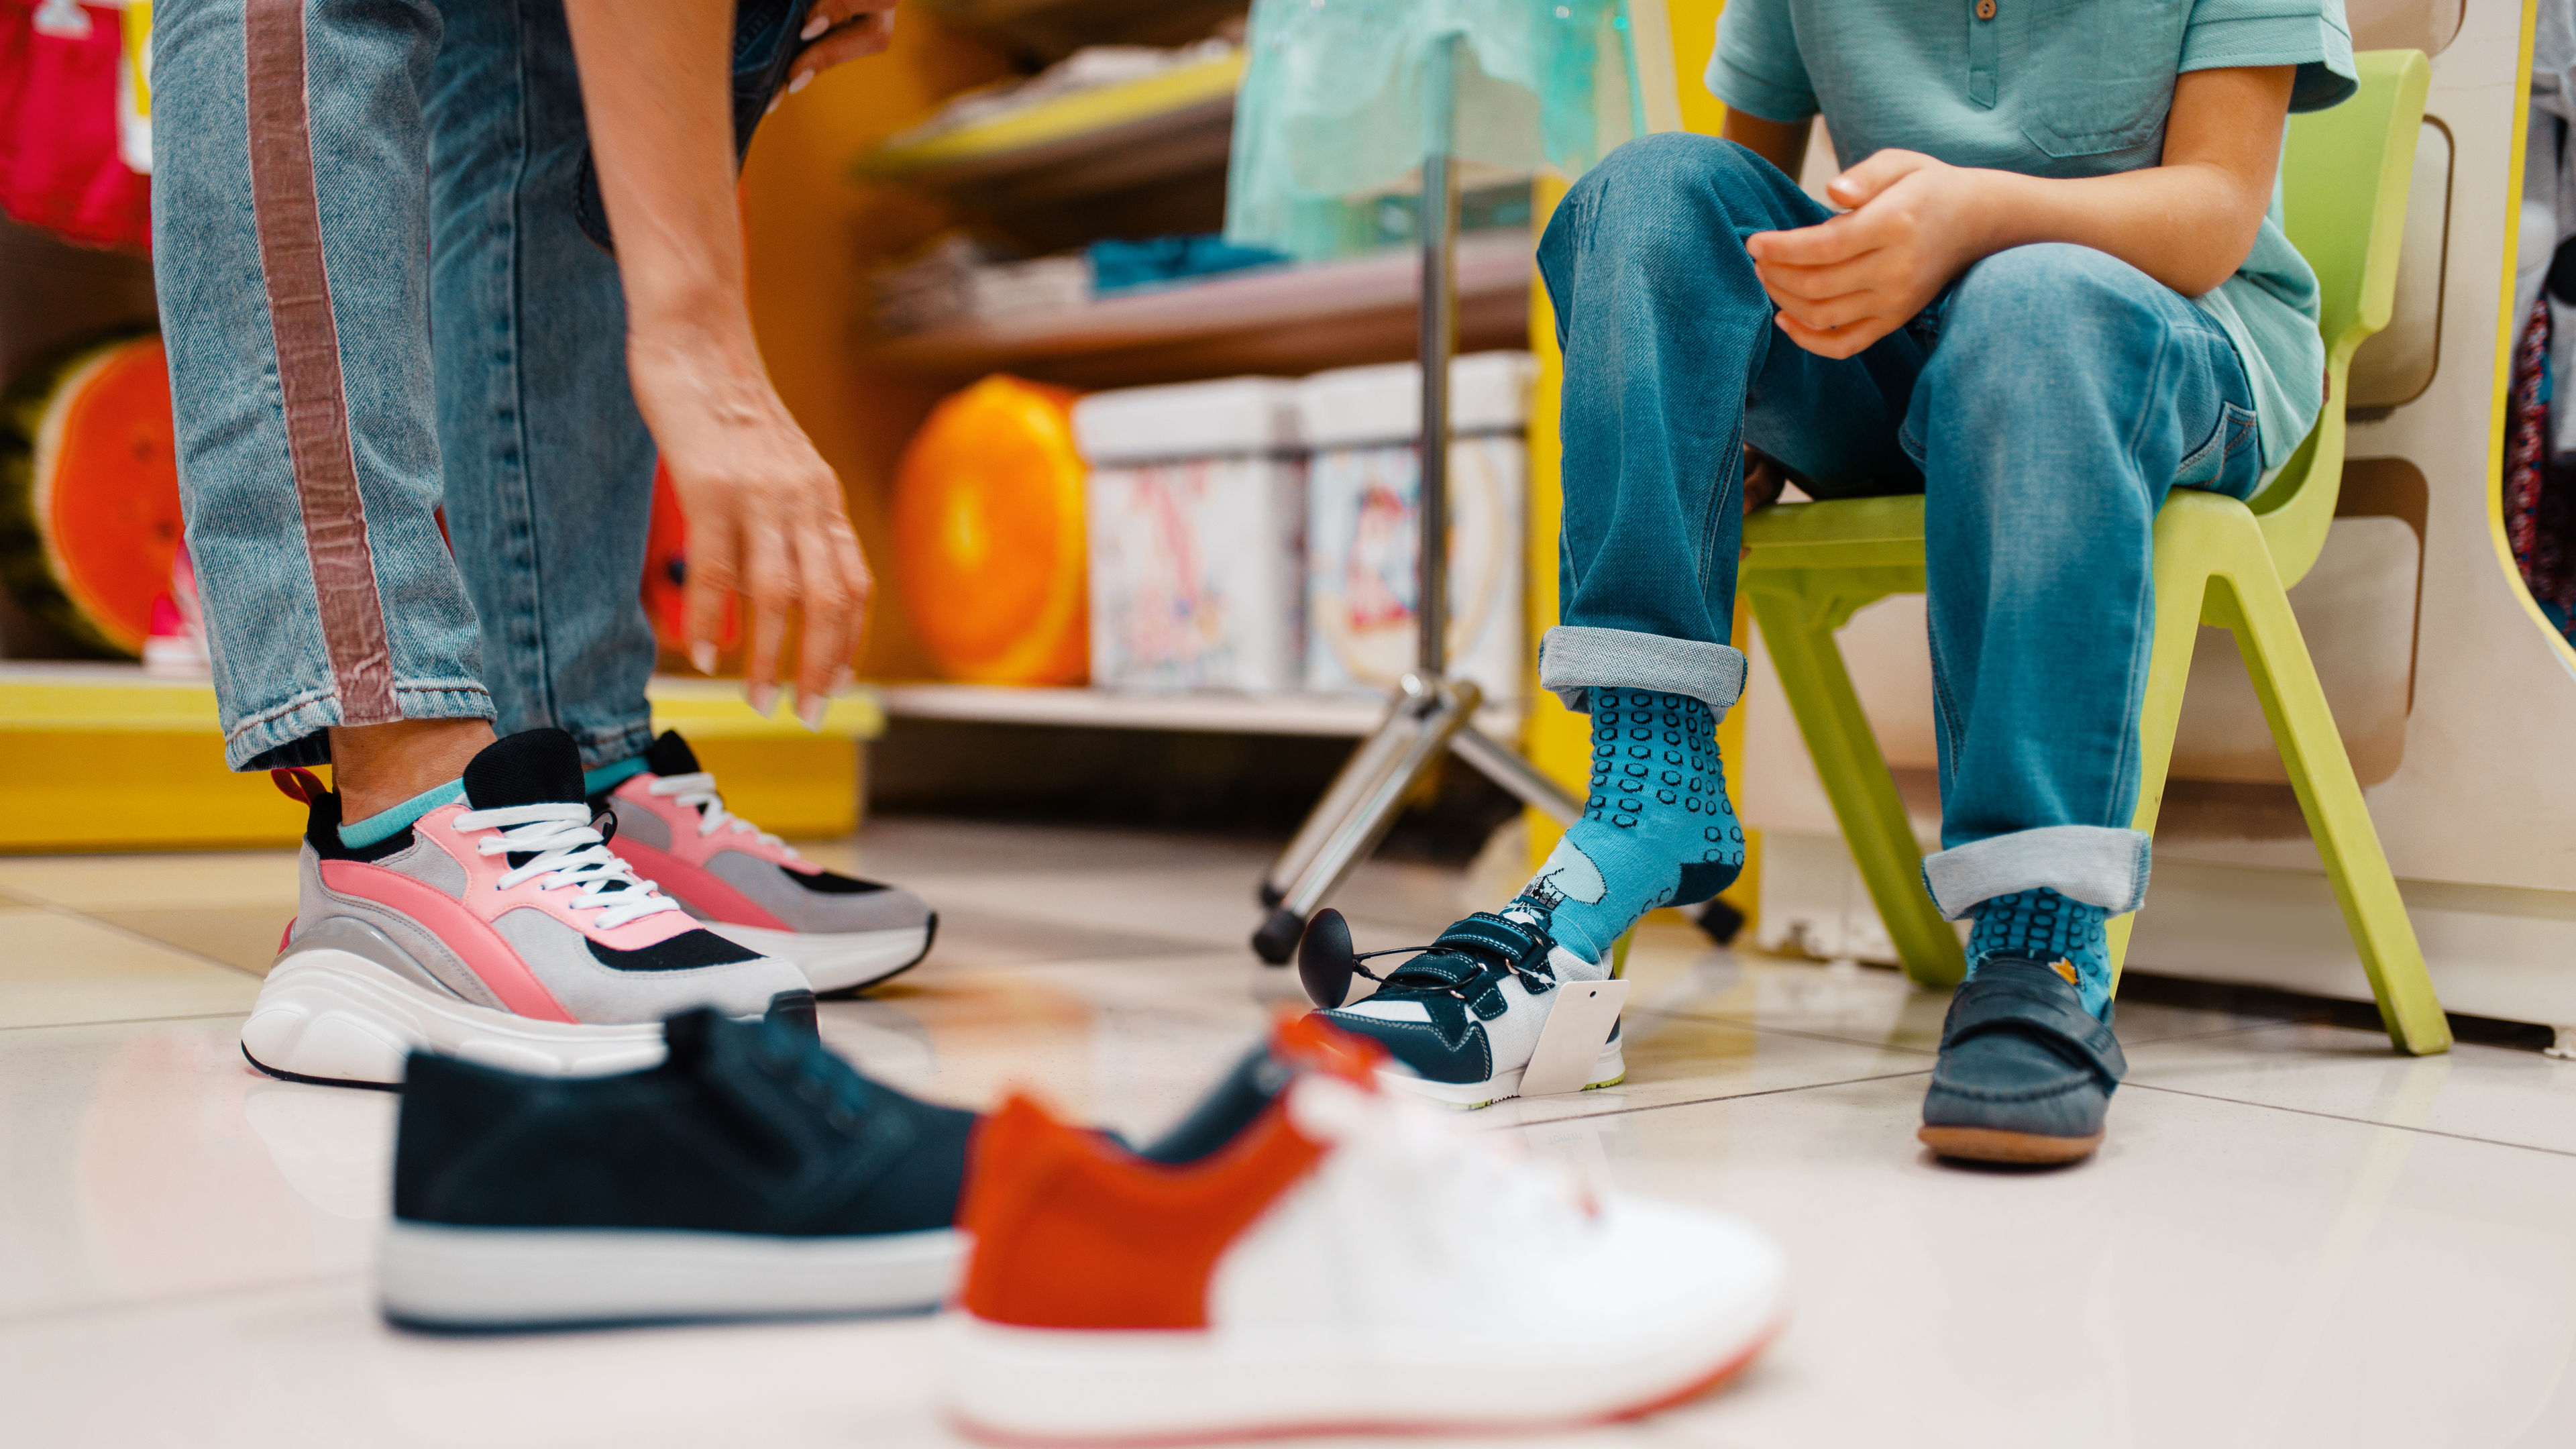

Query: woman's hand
left=784, top=0, right=898, bottom=96
left=1744, top=149, right=1994, bottom=360
left=627, top=330, right=871, bottom=727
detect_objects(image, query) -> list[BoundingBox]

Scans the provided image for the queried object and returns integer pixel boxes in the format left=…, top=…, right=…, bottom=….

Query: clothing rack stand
left=1252, top=33, right=1582, bottom=963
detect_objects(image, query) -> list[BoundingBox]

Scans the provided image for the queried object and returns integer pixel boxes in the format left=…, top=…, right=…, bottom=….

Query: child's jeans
left=1538, top=133, right=2265, bottom=924
left=152, top=0, right=657, bottom=771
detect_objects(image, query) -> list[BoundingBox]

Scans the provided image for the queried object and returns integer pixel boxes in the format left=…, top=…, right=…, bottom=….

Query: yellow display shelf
left=855, top=50, right=1243, bottom=191
left=0, top=665, right=884, bottom=853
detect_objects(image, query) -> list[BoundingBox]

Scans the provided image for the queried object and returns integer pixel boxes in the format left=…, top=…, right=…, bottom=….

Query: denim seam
left=570, top=718, right=659, bottom=772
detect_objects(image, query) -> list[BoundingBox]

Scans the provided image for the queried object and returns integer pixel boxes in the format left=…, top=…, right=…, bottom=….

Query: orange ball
left=891, top=376, right=1089, bottom=685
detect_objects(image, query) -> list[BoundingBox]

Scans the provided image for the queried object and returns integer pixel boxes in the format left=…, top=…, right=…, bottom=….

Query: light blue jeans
left=152, top=0, right=658, bottom=771
left=1536, top=133, right=2265, bottom=922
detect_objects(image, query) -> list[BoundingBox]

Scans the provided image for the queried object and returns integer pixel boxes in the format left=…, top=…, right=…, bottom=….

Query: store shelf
left=863, top=229, right=1534, bottom=387
left=880, top=683, right=1520, bottom=739
left=858, top=50, right=1242, bottom=205
left=0, top=663, right=886, bottom=852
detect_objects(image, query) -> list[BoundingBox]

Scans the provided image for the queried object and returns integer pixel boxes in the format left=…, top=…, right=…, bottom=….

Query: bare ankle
left=329, top=719, right=498, bottom=821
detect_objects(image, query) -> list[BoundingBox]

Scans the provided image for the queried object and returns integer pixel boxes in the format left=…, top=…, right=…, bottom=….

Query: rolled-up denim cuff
left=1539, top=625, right=1748, bottom=716
left=226, top=683, right=496, bottom=772
left=1919, top=826, right=2152, bottom=920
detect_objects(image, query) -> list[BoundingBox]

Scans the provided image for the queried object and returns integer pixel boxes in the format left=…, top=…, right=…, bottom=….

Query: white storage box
left=1297, top=352, right=1533, bottom=707
left=1073, top=377, right=1307, bottom=692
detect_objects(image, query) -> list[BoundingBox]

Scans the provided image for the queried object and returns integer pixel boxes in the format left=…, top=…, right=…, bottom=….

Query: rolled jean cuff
left=1539, top=625, right=1748, bottom=716
left=225, top=683, right=496, bottom=773
left=569, top=717, right=660, bottom=773
left=1919, top=825, right=2152, bottom=920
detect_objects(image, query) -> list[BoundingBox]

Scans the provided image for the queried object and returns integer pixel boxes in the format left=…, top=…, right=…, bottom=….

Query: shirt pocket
left=2013, top=0, right=2186, bottom=162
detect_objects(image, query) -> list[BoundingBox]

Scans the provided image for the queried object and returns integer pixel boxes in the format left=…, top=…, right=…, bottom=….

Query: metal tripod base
left=1250, top=674, right=1581, bottom=963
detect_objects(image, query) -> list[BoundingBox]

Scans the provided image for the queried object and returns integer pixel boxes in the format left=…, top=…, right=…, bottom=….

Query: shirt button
left=1976, top=0, right=1996, bottom=17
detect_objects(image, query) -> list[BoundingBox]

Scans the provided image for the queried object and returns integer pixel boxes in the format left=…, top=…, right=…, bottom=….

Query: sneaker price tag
left=1517, top=980, right=1629, bottom=1098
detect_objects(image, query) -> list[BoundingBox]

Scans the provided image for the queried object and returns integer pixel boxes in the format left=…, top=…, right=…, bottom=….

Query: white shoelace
left=646, top=771, right=798, bottom=858
left=450, top=802, right=689, bottom=930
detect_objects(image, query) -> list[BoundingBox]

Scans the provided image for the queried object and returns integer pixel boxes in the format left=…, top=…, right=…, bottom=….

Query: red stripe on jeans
left=243, top=0, right=397, bottom=724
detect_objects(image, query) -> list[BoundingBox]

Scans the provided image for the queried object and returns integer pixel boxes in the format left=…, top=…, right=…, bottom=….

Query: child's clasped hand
left=1745, top=149, right=1993, bottom=360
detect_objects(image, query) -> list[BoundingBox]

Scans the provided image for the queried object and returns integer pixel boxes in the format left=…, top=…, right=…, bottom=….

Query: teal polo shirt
left=1707, top=0, right=2358, bottom=475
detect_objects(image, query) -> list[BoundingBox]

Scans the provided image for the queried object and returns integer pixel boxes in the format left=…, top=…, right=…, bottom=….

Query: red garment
left=0, top=0, right=148, bottom=252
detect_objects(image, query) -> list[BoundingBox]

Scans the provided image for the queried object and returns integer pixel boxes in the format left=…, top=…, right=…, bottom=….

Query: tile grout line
left=0, top=1010, right=254, bottom=1034
left=1484, top=1067, right=1939, bottom=1130
left=0, top=1271, right=372, bottom=1331
left=0, top=892, right=268, bottom=981
left=2121, top=1081, right=2576, bottom=1161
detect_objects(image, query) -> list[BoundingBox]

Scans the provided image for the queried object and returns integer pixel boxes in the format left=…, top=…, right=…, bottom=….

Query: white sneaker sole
left=1378, top=1035, right=1629, bottom=1111
left=240, top=951, right=670, bottom=1089
left=941, top=1301, right=1783, bottom=1444
left=705, top=920, right=933, bottom=996
left=379, top=1220, right=964, bottom=1329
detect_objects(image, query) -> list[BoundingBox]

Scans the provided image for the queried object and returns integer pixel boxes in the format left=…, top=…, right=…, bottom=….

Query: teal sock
left=1510, top=688, right=1746, bottom=964
left=1968, top=888, right=2112, bottom=1018
left=339, top=779, right=466, bottom=849
left=582, top=756, right=647, bottom=796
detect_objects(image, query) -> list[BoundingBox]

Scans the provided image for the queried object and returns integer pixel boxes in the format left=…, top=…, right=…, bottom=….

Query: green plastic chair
left=1737, top=50, right=2450, bottom=1055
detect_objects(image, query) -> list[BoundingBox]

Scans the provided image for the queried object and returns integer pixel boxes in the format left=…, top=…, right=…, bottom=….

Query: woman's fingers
left=790, top=521, right=856, bottom=727
left=791, top=1, right=896, bottom=83
left=741, top=510, right=794, bottom=713
left=682, top=505, right=738, bottom=674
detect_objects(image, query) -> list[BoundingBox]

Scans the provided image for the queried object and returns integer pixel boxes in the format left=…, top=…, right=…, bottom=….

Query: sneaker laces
left=646, top=771, right=799, bottom=858
left=451, top=802, right=689, bottom=930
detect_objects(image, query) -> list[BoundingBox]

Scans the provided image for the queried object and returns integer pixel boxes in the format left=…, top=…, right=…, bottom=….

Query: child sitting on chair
left=1310, top=1, right=2356, bottom=1163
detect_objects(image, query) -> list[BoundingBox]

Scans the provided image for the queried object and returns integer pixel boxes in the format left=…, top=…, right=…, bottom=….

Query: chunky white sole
left=379, top=1220, right=965, bottom=1329
left=942, top=1300, right=1782, bottom=1444
left=706, top=921, right=932, bottom=996
left=1379, top=1035, right=1628, bottom=1111
left=240, top=951, right=669, bottom=1088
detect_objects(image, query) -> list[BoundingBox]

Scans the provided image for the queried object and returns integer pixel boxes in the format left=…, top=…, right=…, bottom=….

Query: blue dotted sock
left=1509, top=688, right=1745, bottom=965
left=1968, top=888, right=2112, bottom=1018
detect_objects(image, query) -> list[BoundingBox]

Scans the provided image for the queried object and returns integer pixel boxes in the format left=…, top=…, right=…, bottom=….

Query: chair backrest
left=2260, top=48, right=2431, bottom=582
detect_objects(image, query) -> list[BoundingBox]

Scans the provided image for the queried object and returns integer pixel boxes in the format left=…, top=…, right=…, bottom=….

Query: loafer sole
left=1917, top=1124, right=2103, bottom=1165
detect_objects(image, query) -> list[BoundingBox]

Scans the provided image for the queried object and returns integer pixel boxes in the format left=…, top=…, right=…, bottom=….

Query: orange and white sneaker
left=942, top=1016, right=1788, bottom=1443
left=598, top=732, right=935, bottom=996
left=241, top=729, right=813, bottom=1089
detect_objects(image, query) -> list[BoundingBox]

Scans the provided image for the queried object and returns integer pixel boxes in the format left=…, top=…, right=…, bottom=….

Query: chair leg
left=1749, top=586, right=1965, bottom=989
left=2105, top=533, right=2223, bottom=983
left=2210, top=569, right=2452, bottom=1055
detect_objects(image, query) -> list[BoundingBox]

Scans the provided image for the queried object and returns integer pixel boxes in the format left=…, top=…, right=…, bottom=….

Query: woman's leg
left=425, top=0, right=660, bottom=772
left=154, top=0, right=493, bottom=784
left=1909, top=241, right=2265, bottom=1014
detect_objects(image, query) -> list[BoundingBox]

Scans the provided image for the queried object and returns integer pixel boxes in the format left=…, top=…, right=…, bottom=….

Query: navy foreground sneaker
left=380, top=1008, right=973, bottom=1329
left=1308, top=908, right=1623, bottom=1110
left=1919, top=958, right=2128, bottom=1165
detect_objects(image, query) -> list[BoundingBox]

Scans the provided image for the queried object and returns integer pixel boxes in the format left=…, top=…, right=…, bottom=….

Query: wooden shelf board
left=880, top=682, right=1520, bottom=739
left=860, top=52, right=1242, bottom=187
left=862, top=230, right=1534, bottom=384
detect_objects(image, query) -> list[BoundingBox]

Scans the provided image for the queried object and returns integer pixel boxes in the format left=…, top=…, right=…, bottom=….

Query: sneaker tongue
left=462, top=729, right=587, bottom=810
left=642, top=730, right=700, bottom=777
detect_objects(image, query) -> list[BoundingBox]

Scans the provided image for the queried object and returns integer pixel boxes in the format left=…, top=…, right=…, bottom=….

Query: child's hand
left=1744, top=150, right=1993, bottom=360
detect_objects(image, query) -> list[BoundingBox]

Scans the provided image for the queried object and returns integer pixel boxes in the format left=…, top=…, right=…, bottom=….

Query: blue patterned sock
left=1509, top=688, right=1746, bottom=965
left=338, top=779, right=465, bottom=849
left=1968, top=888, right=2112, bottom=1018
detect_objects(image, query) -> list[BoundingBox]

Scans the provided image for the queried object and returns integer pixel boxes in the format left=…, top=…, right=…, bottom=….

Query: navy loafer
left=1919, top=957, right=2127, bottom=1165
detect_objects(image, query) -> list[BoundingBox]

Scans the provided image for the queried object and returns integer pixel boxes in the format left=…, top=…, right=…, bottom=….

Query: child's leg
left=1311, top=135, right=1923, bottom=1104
left=1909, top=243, right=2265, bottom=1016
left=425, top=0, right=661, bottom=773
left=1527, top=133, right=1925, bottom=965
left=153, top=0, right=493, bottom=777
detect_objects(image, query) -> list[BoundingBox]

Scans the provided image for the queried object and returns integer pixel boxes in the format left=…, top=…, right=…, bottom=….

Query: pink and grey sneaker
left=597, top=731, right=936, bottom=997
left=241, top=729, right=814, bottom=1089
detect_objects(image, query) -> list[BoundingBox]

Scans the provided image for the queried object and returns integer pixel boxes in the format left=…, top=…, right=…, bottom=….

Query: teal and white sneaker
left=1305, top=906, right=1624, bottom=1110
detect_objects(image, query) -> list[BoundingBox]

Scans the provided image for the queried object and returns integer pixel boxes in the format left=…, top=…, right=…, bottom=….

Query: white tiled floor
left=5, top=818, right=2573, bottom=1447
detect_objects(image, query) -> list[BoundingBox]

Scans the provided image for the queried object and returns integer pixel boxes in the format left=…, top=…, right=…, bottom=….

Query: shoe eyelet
left=794, top=1077, right=830, bottom=1105
left=825, top=1106, right=860, bottom=1134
